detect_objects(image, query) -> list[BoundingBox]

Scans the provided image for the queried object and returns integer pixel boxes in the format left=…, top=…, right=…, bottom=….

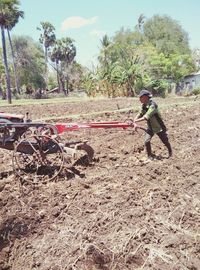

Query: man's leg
left=144, top=131, right=154, bottom=158
left=157, top=131, right=172, bottom=157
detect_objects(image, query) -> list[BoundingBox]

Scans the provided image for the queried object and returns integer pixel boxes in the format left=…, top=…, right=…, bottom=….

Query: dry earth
left=0, top=96, right=199, bottom=270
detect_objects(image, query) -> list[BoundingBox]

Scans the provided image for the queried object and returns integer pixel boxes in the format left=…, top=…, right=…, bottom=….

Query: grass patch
left=0, top=96, right=106, bottom=107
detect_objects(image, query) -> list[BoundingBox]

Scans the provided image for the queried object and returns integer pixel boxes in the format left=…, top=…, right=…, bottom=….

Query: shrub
left=192, top=87, right=200, bottom=95
left=145, top=79, right=169, bottom=97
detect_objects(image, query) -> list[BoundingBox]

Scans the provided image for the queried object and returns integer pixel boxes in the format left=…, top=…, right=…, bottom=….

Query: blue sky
left=12, top=0, right=200, bottom=67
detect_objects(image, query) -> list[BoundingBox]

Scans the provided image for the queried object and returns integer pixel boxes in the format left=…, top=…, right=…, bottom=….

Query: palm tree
left=37, top=21, right=56, bottom=87
left=6, top=5, right=24, bottom=94
left=50, top=37, right=76, bottom=95
left=0, top=0, right=12, bottom=103
left=0, top=0, right=23, bottom=103
left=136, top=14, right=145, bottom=32
left=99, top=34, right=111, bottom=67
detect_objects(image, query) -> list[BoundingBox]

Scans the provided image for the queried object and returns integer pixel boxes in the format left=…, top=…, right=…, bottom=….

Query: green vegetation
left=0, top=95, right=108, bottom=106
left=0, top=0, right=24, bottom=103
left=0, top=4, right=199, bottom=103
left=90, top=15, right=196, bottom=98
left=192, top=87, right=200, bottom=95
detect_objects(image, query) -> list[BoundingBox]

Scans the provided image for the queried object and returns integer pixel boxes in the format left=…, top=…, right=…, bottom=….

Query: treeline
left=0, top=1, right=199, bottom=103
left=0, top=0, right=85, bottom=103
left=84, top=15, right=198, bottom=97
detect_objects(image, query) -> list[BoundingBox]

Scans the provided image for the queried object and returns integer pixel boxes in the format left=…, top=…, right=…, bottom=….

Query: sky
left=11, top=0, right=200, bottom=68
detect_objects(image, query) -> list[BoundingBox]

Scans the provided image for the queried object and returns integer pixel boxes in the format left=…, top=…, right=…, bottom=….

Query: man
left=134, top=89, right=172, bottom=160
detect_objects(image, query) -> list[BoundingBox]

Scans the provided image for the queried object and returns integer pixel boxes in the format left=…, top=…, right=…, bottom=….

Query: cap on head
left=139, top=90, right=152, bottom=98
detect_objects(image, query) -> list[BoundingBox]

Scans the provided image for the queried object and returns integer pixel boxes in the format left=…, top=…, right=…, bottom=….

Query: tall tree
left=6, top=3, right=24, bottom=94
left=0, top=48, right=5, bottom=97
left=143, top=15, right=191, bottom=56
left=50, top=37, right=76, bottom=94
left=192, top=48, right=200, bottom=70
left=0, top=0, right=12, bottom=103
left=0, top=0, right=23, bottom=103
left=37, top=21, right=56, bottom=86
left=98, top=34, right=111, bottom=67
left=135, top=14, right=145, bottom=32
left=11, top=35, right=46, bottom=91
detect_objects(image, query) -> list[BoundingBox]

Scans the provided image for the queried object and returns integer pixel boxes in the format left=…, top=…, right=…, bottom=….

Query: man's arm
left=134, top=115, right=147, bottom=123
left=134, top=109, right=145, bottom=122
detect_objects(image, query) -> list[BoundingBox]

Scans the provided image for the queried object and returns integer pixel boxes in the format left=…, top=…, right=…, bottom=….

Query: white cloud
left=61, top=16, right=98, bottom=32
left=90, top=29, right=106, bottom=38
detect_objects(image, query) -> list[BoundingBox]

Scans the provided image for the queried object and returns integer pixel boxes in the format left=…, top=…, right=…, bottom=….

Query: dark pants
left=144, top=130, right=172, bottom=157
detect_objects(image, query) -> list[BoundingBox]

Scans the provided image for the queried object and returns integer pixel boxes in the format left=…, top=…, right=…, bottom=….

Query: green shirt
left=138, top=99, right=166, bottom=134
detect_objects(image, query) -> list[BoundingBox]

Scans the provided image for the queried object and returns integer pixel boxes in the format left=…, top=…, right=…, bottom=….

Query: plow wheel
left=12, top=135, right=64, bottom=184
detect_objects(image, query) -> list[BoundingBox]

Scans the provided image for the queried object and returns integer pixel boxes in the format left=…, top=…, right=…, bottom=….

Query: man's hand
left=133, top=122, right=138, bottom=132
left=134, top=116, right=146, bottom=123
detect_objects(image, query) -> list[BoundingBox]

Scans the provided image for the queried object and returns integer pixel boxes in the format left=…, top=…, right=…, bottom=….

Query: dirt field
left=0, top=96, right=200, bottom=270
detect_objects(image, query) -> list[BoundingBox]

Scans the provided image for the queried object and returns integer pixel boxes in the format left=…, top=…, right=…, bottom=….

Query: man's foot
left=139, top=155, right=156, bottom=163
left=167, top=151, right=172, bottom=158
left=148, top=155, right=155, bottom=161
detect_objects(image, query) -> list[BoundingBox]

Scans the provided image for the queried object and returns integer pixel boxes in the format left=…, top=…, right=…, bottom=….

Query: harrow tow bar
left=55, top=121, right=139, bottom=134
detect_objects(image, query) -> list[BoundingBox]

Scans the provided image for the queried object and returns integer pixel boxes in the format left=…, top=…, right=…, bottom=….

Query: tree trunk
left=44, top=47, right=48, bottom=87
left=56, top=62, right=61, bottom=92
left=60, top=76, right=66, bottom=95
left=127, top=78, right=136, bottom=97
left=1, top=26, right=11, bottom=104
left=66, top=75, right=69, bottom=95
left=7, top=29, right=20, bottom=94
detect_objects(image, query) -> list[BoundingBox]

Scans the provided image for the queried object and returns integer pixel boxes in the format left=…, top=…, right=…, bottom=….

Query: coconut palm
left=98, top=34, right=111, bottom=67
left=0, top=0, right=23, bottom=103
left=37, top=21, right=56, bottom=86
left=6, top=5, right=24, bottom=94
left=50, top=37, right=76, bottom=94
left=136, top=14, right=145, bottom=32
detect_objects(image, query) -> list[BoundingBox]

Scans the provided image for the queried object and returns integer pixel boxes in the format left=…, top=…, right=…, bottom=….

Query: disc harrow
left=0, top=112, right=139, bottom=183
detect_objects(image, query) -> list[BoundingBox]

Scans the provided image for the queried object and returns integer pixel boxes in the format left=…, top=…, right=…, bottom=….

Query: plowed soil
left=0, top=96, right=200, bottom=270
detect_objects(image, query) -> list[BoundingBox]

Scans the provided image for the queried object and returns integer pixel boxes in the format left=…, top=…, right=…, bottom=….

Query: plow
left=0, top=112, right=140, bottom=183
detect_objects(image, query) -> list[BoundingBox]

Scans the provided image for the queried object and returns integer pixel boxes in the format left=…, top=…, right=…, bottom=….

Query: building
left=182, top=71, right=200, bottom=91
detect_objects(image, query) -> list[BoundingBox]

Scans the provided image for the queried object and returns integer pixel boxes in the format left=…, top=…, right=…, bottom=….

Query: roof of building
left=184, top=71, right=200, bottom=78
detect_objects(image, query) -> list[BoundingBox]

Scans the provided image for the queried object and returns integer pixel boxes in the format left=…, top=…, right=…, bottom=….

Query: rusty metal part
left=76, top=142, right=94, bottom=162
left=12, top=135, right=65, bottom=183
left=63, top=141, right=94, bottom=166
